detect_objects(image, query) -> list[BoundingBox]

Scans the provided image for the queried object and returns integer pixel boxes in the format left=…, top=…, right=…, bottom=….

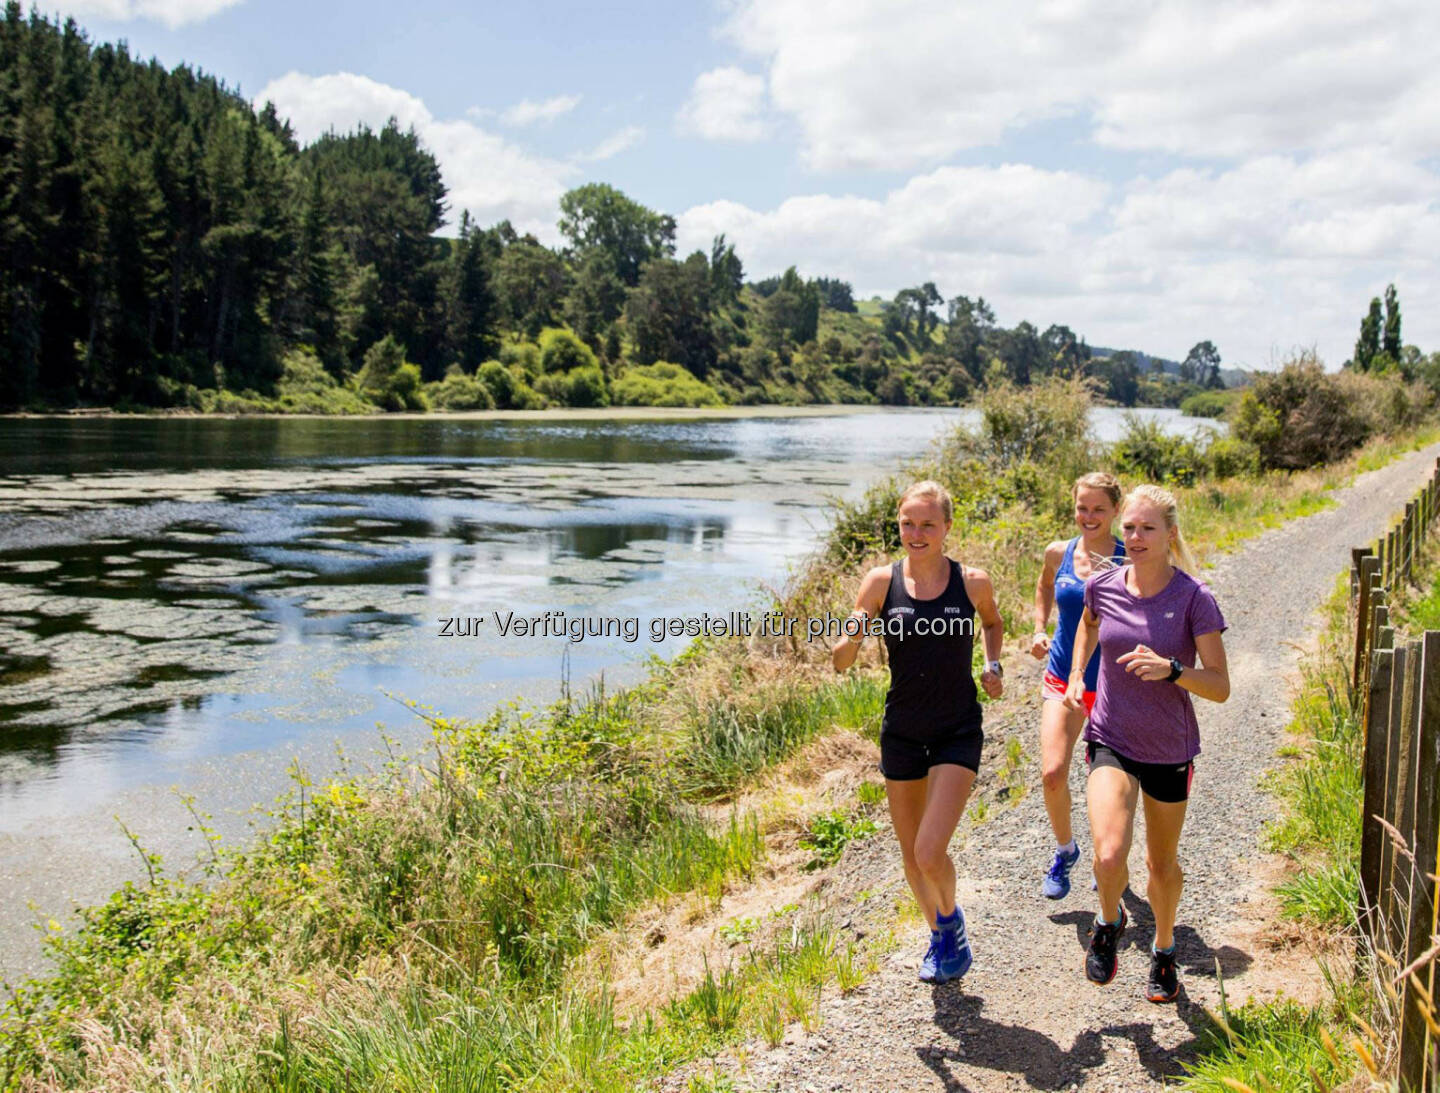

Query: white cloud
left=718, top=0, right=1440, bottom=168
left=48, top=0, right=240, bottom=27
left=255, top=72, right=575, bottom=241
left=677, top=163, right=1108, bottom=300
left=580, top=125, right=645, bottom=162
left=500, top=94, right=583, bottom=128
left=677, top=0, right=1440, bottom=366
left=677, top=66, right=769, bottom=141
left=677, top=153, right=1440, bottom=368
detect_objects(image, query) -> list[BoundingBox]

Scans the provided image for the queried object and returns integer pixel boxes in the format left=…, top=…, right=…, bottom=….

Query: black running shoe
left=1085, top=906, right=1127, bottom=984
left=1146, top=947, right=1180, bottom=1002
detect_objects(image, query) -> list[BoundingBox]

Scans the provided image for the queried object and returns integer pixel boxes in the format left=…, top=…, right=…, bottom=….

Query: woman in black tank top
left=832, top=481, right=1005, bottom=984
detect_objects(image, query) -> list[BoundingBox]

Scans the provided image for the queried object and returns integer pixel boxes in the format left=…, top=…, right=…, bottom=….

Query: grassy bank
left=1177, top=547, right=1440, bottom=1091
left=4, top=376, right=1437, bottom=1092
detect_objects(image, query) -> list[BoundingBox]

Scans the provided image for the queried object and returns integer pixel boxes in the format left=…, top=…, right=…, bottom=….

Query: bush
left=1206, top=434, right=1261, bottom=479
left=1111, top=413, right=1207, bottom=486
left=611, top=362, right=724, bottom=407
left=427, top=368, right=496, bottom=411
left=538, top=328, right=599, bottom=373
left=1179, top=387, right=1241, bottom=419
left=535, top=365, right=609, bottom=408
left=1336, top=369, right=1433, bottom=435
left=1232, top=356, right=1368, bottom=469
left=357, top=335, right=428, bottom=412
left=477, top=360, right=547, bottom=410
left=972, top=376, right=1095, bottom=470
left=498, top=340, right=542, bottom=382
left=275, top=349, right=375, bottom=414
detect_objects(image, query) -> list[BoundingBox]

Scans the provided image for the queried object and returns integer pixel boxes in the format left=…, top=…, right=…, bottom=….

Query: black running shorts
left=1086, top=742, right=1194, bottom=803
left=880, top=726, right=984, bottom=781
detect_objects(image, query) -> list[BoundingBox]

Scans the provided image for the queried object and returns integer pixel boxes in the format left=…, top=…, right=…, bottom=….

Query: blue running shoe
left=935, top=908, right=973, bottom=981
left=1042, top=843, right=1082, bottom=899
left=918, top=930, right=942, bottom=981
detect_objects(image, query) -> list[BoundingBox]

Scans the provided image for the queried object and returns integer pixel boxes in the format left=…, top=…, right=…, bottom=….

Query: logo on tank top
left=944, top=606, right=965, bottom=614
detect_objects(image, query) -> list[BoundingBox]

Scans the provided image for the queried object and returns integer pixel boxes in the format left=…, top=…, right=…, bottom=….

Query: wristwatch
left=1166, top=657, right=1184, bottom=682
left=986, top=659, right=1004, bottom=678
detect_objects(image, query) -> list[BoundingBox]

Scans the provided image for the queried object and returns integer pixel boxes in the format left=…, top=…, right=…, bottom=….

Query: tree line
left=0, top=7, right=1224, bottom=412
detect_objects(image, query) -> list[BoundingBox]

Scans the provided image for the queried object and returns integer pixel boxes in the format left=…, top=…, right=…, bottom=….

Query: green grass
left=797, top=811, right=879, bottom=871
left=0, top=666, right=878, bottom=1090
left=1180, top=524, right=1440, bottom=1088
left=1261, top=604, right=1363, bottom=929
left=1182, top=997, right=1356, bottom=1092
left=1178, top=582, right=1368, bottom=1090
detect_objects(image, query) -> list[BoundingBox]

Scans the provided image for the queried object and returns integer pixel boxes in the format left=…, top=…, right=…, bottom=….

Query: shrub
left=1179, top=387, right=1240, bottom=419
left=478, top=360, right=546, bottom=410
left=538, top=328, right=599, bottom=373
left=611, top=362, right=724, bottom=407
left=275, top=349, right=375, bottom=414
left=1206, top=434, right=1261, bottom=479
left=427, top=368, right=496, bottom=411
left=498, top=340, right=542, bottom=381
left=535, top=365, right=609, bottom=408
left=971, top=376, right=1095, bottom=470
left=357, top=335, right=427, bottom=412
left=1111, top=413, right=1207, bottom=486
left=1232, top=356, right=1368, bottom=469
left=1336, top=369, right=1433, bottom=435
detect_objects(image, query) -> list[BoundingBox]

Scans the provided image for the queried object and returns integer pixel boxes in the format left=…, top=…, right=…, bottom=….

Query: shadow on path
left=914, top=891, right=1254, bottom=1090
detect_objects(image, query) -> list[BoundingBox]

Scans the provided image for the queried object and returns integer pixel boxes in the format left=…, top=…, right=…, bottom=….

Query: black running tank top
left=880, top=558, right=982, bottom=740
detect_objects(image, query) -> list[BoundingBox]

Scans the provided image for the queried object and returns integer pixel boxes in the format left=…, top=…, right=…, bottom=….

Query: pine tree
left=1355, top=297, right=1382, bottom=372
left=1383, top=283, right=1401, bottom=359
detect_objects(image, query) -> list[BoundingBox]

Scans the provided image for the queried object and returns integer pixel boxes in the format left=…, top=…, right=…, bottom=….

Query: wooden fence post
left=1405, top=502, right=1416, bottom=583
left=1368, top=589, right=1389, bottom=727
left=1379, top=641, right=1410, bottom=957
left=1389, top=640, right=1421, bottom=955
left=1399, top=632, right=1440, bottom=1092
left=1355, top=550, right=1376, bottom=692
left=1361, top=646, right=1396, bottom=944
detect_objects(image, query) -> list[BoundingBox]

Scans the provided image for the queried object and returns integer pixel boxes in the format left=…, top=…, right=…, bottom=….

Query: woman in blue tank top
left=832, top=481, right=1005, bottom=984
left=1028, top=472, right=1124, bottom=899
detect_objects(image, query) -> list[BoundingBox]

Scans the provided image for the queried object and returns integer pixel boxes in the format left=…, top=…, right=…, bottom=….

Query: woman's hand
left=1062, top=675, right=1086, bottom=712
left=1116, top=644, right=1171, bottom=681
left=979, top=667, right=1003, bottom=699
left=1029, top=630, right=1050, bottom=660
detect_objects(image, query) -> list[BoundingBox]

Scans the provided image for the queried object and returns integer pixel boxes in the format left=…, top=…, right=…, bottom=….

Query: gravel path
left=664, top=442, right=1440, bottom=1093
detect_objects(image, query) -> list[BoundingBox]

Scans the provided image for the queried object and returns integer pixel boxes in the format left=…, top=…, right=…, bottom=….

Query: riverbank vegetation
left=3, top=368, right=1437, bottom=1090
left=0, top=7, right=1248, bottom=418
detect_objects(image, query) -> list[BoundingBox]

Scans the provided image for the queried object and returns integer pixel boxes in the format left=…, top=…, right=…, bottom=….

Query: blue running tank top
left=1046, top=537, right=1125, bottom=691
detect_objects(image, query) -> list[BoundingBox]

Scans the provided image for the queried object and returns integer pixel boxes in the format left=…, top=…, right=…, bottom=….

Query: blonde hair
left=1073, top=471, right=1122, bottom=508
left=899, top=480, right=953, bottom=523
left=1124, top=483, right=1197, bottom=572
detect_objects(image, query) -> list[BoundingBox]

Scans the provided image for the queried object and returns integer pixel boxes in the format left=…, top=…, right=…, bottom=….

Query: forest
left=0, top=6, right=1231, bottom=414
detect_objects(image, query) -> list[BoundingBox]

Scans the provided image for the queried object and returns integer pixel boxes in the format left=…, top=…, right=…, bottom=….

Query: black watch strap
left=1166, top=657, right=1184, bottom=683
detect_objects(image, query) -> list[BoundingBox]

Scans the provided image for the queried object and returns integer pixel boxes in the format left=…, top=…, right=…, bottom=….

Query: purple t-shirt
left=1083, top=566, right=1227, bottom=765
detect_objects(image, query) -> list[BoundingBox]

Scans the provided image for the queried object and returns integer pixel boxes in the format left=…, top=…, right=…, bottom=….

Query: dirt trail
left=664, top=442, right=1440, bottom=1092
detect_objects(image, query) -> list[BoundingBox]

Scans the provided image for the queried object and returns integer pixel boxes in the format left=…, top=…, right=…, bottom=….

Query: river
left=0, top=405, right=1218, bottom=979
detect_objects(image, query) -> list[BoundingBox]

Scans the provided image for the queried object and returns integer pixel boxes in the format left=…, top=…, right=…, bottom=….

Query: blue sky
left=40, top=0, right=1440, bottom=370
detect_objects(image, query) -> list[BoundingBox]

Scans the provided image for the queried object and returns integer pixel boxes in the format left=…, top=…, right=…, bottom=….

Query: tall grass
left=1263, top=588, right=1363, bottom=928
left=0, top=667, right=883, bottom=1091
left=1182, top=549, right=1440, bottom=1089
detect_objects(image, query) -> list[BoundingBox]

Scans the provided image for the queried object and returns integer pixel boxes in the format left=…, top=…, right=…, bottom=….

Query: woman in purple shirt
left=1064, top=484, right=1230, bottom=1003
